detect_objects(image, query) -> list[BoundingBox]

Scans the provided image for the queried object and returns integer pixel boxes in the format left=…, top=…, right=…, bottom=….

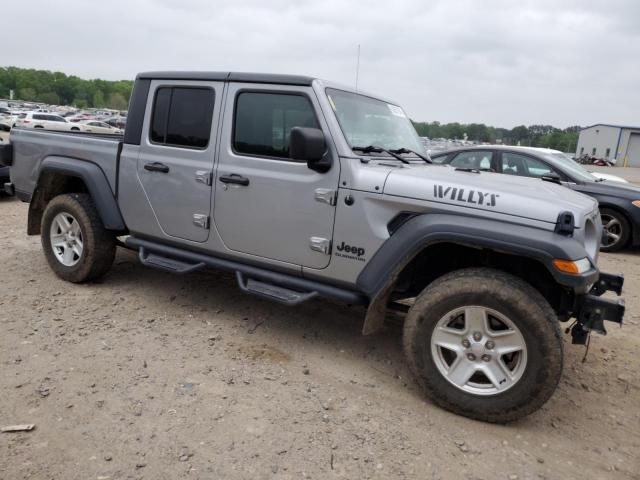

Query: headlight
left=552, top=257, right=592, bottom=275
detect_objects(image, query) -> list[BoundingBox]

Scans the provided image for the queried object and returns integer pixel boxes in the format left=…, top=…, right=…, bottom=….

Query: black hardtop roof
left=136, top=71, right=315, bottom=86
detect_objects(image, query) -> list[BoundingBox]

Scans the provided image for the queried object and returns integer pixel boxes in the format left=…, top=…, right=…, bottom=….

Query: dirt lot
left=1, top=196, right=639, bottom=480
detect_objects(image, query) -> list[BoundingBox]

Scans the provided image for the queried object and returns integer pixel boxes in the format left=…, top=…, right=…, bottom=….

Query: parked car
left=1, top=71, right=625, bottom=423
left=432, top=145, right=640, bottom=251
left=103, top=115, right=127, bottom=129
left=0, top=141, right=9, bottom=195
left=14, top=112, right=83, bottom=132
left=0, top=121, right=10, bottom=143
left=78, top=120, right=123, bottom=134
left=589, top=171, right=629, bottom=183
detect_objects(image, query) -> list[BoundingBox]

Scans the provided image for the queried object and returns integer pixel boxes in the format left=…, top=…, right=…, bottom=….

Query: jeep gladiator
left=0, top=71, right=625, bottom=422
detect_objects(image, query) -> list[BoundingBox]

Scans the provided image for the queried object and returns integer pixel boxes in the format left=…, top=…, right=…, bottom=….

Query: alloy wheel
left=430, top=306, right=528, bottom=396
left=49, top=212, right=84, bottom=267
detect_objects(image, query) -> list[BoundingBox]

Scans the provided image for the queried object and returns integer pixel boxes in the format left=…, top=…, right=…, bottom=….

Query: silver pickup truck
left=0, top=71, right=625, bottom=422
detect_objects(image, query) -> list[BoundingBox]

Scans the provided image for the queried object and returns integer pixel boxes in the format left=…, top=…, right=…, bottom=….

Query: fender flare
left=32, top=156, right=125, bottom=231
left=357, top=214, right=597, bottom=334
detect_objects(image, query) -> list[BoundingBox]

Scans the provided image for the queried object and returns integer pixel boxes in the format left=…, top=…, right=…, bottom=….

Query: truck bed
left=9, top=128, right=122, bottom=199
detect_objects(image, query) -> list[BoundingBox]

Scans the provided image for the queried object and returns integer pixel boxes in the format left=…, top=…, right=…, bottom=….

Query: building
left=576, top=124, right=640, bottom=167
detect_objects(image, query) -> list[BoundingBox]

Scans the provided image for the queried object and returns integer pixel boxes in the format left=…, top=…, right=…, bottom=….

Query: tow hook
left=590, top=272, right=624, bottom=296
left=571, top=273, right=625, bottom=345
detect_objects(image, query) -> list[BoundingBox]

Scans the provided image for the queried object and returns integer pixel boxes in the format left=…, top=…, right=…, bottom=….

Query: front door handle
left=144, top=162, right=170, bottom=173
left=219, top=174, right=250, bottom=186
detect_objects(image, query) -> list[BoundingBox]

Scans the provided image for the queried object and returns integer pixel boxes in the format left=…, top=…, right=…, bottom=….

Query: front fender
left=357, top=214, right=598, bottom=334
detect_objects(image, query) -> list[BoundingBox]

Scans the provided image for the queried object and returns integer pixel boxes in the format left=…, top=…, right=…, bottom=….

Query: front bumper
left=571, top=272, right=625, bottom=344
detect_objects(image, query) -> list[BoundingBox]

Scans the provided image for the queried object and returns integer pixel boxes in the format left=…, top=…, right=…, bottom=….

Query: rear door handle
left=219, top=174, right=250, bottom=186
left=144, top=162, right=170, bottom=173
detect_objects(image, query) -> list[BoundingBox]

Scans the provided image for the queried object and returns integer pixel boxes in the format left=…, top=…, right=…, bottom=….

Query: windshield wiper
left=352, top=145, right=410, bottom=164
left=389, top=147, right=432, bottom=164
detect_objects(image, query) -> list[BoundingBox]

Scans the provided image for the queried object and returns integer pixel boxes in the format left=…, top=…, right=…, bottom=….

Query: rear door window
left=150, top=86, right=215, bottom=149
left=501, top=152, right=556, bottom=178
left=233, top=92, right=319, bottom=160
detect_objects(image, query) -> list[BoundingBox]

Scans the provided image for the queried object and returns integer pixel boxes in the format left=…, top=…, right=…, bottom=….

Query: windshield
left=548, top=153, right=597, bottom=182
left=326, top=88, right=425, bottom=155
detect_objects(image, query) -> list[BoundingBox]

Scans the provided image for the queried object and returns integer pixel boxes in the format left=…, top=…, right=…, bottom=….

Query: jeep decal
left=434, top=185, right=499, bottom=207
left=334, top=242, right=366, bottom=262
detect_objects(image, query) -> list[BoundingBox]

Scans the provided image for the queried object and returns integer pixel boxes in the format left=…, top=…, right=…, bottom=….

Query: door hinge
left=314, top=188, right=336, bottom=206
left=195, top=170, right=213, bottom=186
left=193, top=214, right=210, bottom=229
left=309, top=237, right=331, bottom=255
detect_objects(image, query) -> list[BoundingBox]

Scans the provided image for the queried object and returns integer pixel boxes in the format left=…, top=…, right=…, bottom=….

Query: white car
left=78, top=120, right=123, bottom=135
left=14, top=112, right=83, bottom=132
left=587, top=171, right=628, bottom=183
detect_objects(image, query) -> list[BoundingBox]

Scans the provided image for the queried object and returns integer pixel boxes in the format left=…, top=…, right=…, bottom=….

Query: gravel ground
left=1, top=196, right=639, bottom=480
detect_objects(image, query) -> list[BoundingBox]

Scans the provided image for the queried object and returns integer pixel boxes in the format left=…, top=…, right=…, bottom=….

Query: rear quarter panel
left=9, top=128, right=120, bottom=198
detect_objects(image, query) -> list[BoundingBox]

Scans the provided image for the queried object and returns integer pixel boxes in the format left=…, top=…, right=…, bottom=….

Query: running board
left=125, top=237, right=368, bottom=306
left=138, top=247, right=205, bottom=274
left=236, top=272, right=317, bottom=305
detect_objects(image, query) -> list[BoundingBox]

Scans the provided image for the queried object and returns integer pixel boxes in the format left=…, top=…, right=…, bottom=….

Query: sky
left=3, top=0, right=639, bottom=128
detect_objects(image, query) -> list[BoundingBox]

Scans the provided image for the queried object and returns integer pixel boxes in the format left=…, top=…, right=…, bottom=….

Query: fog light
left=552, top=257, right=591, bottom=275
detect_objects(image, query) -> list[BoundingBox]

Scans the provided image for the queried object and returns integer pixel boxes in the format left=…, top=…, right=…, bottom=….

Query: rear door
left=213, top=84, right=339, bottom=269
left=497, top=151, right=565, bottom=179
left=137, top=80, right=222, bottom=242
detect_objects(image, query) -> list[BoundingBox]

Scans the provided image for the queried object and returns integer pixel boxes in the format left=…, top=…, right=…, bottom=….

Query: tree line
left=0, top=66, right=133, bottom=110
left=1, top=67, right=581, bottom=151
left=412, top=121, right=580, bottom=153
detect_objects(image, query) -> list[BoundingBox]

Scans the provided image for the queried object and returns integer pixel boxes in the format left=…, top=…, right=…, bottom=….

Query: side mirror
left=289, top=127, right=331, bottom=173
left=541, top=172, right=562, bottom=184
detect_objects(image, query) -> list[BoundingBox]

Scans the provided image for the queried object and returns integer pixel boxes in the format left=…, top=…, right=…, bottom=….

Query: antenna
left=355, top=44, right=361, bottom=92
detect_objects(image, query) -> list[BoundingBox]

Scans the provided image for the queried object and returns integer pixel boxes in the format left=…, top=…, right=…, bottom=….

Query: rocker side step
left=236, top=272, right=318, bottom=306
left=138, top=247, right=205, bottom=274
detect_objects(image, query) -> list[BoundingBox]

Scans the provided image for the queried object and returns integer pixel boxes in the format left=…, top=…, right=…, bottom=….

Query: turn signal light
left=552, top=258, right=591, bottom=275
left=632, top=200, right=640, bottom=208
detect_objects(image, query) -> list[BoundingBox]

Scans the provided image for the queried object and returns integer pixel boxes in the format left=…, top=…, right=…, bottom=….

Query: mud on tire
left=403, top=267, right=563, bottom=423
left=41, top=193, right=116, bottom=283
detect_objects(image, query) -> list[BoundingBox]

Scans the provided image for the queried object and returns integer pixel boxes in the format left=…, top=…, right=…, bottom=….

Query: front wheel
left=403, top=268, right=563, bottom=423
left=600, top=208, right=629, bottom=252
left=41, top=193, right=116, bottom=283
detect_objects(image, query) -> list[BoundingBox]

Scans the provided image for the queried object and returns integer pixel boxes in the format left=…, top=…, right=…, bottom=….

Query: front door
left=137, top=80, right=222, bottom=242
left=213, top=84, right=339, bottom=269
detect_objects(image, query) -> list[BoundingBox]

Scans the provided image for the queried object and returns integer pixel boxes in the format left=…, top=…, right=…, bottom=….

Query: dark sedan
left=432, top=145, right=640, bottom=252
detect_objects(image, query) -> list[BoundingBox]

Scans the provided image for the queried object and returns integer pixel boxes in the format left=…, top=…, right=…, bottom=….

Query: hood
left=383, top=165, right=598, bottom=224
left=574, top=179, right=640, bottom=199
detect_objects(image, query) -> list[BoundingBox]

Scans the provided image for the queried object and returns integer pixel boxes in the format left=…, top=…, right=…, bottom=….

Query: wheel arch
left=357, top=214, right=595, bottom=334
left=28, top=157, right=126, bottom=235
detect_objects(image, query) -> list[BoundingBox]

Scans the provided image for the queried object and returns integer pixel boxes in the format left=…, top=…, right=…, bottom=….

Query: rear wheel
left=41, top=193, right=116, bottom=283
left=600, top=208, right=629, bottom=252
left=403, top=268, right=563, bottom=423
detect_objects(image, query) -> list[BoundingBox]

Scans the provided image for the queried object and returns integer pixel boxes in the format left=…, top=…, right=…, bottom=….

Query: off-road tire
left=41, top=193, right=116, bottom=283
left=600, top=208, right=630, bottom=252
left=403, top=268, right=563, bottom=423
